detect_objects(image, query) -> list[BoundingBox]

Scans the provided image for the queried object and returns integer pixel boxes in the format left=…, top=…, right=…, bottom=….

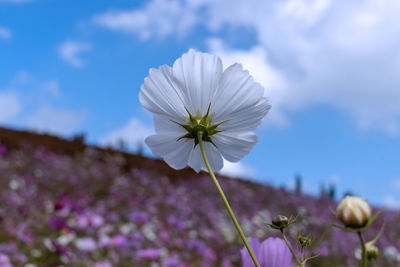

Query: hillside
left=0, top=127, right=398, bottom=267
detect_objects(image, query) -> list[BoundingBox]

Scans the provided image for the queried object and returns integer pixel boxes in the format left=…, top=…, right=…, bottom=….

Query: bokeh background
left=2, top=0, right=400, bottom=207
left=1, top=1, right=400, bottom=266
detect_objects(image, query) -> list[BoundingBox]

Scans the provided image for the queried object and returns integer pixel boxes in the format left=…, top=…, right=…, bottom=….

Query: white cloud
left=99, top=0, right=400, bottom=134
left=391, top=178, right=400, bottom=190
left=0, top=92, right=20, bottom=122
left=100, top=117, right=153, bottom=148
left=208, top=39, right=289, bottom=127
left=210, top=0, right=400, bottom=134
left=41, top=80, right=60, bottom=97
left=0, top=26, right=11, bottom=40
left=218, top=159, right=257, bottom=179
left=93, top=0, right=197, bottom=40
left=12, top=71, right=34, bottom=84
left=25, top=106, right=87, bottom=135
left=1, top=72, right=84, bottom=135
left=384, top=194, right=400, bottom=209
left=11, top=71, right=59, bottom=97
left=59, top=41, right=92, bottom=68
left=205, top=0, right=400, bottom=134
left=328, top=175, right=342, bottom=185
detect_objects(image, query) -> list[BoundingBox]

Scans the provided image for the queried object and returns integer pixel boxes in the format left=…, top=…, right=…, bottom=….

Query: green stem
left=358, top=231, right=367, bottom=267
left=281, top=229, right=303, bottom=267
left=197, top=132, right=260, bottom=267
left=307, top=217, right=336, bottom=258
left=301, top=246, right=304, bottom=263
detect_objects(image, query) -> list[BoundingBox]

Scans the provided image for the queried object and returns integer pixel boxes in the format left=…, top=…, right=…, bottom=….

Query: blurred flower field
left=0, top=139, right=399, bottom=266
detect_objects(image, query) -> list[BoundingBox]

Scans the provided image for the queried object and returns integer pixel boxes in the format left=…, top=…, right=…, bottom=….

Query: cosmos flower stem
left=281, top=229, right=303, bottom=267
left=307, top=217, right=336, bottom=258
left=358, top=231, right=367, bottom=267
left=197, top=131, right=260, bottom=267
left=300, top=247, right=304, bottom=263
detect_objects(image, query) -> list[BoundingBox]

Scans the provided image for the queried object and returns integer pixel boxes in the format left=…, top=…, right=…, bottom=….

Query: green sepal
left=177, top=133, right=194, bottom=142
left=199, top=103, right=211, bottom=126
left=171, top=103, right=229, bottom=147
left=171, top=120, right=193, bottom=132
left=297, top=231, right=315, bottom=247
left=208, top=120, right=230, bottom=132
left=184, top=106, right=197, bottom=125
left=333, top=210, right=383, bottom=232
left=266, top=215, right=298, bottom=230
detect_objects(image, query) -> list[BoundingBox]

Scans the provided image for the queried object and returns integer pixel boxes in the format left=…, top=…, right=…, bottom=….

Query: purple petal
left=259, top=237, right=292, bottom=267
left=241, top=237, right=261, bottom=267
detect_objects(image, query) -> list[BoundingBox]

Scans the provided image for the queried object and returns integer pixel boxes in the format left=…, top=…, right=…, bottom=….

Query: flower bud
left=297, top=232, right=313, bottom=247
left=366, top=245, right=379, bottom=260
left=272, top=215, right=289, bottom=228
left=336, top=196, right=372, bottom=228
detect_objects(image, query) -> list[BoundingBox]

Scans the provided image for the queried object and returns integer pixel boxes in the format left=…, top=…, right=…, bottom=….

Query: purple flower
left=75, top=237, right=97, bottom=251
left=241, top=237, right=292, bottom=267
left=108, top=235, right=127, bottom=247
left=0, top=253, right=13, bottom=267
left=48, top=216, right=68, bottom=230
left=92, top=261, right=112, bottom=267
left=76, top=212, right=104, bottom=229
left=51, top=240, right=69, bottom=257
left=162, top=253, right=184, bottom=267
left=137, top=248, right=163, bottom=260
left=129, top=211, right=150, bottom=224
left=0, top=144, right=7, bottom=155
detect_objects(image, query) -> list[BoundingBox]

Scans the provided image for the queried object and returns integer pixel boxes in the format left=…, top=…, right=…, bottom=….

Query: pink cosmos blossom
left=241, top=237, right=292, bottom=267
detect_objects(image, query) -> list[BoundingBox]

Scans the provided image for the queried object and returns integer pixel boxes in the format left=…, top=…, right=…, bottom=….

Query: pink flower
left=137, top=248, right=163, bottom=260
left=0, top=253, right=13, bottom=267
left=75, top=237, right=97, bottom=251
left=92, top=261, right=112, bottom=267
left=108, top=235, right=127, bottom=247
left=241, top=237, right=292, bottom=267
left=0, top=144, right=7, bottom=155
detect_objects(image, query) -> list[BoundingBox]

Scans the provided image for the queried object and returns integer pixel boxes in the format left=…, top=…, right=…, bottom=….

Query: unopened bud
left=297, top=232, right=313, bottom=247
left=366, top=245, right=379, bottom=260
left=337, top=196, right=372, bottom=228
left=272, top=215, right=289, bottom=228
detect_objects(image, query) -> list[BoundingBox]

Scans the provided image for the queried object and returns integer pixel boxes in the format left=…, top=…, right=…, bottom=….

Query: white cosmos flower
left=139, top=49, right=270, bottom=172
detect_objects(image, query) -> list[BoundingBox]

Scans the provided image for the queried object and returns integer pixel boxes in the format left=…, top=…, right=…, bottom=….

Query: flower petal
left=145, top=134, right=193, bottom=170
left=141, top=50, right=270, bottom=174
left=259, top=238, right=292, bottom=267
left=172, top=49, right=223, bottom=115
left=241, top=238, right=261, bottom=267
left=188, top=145, right=203, bottom=173
left=153, top=114, right=186, bottom=134
left=213, top=132, right=258, bottom=162
left=213, top=63, right=265, bottom=123
left=188, top=142, right=223, bottom=172
left=203, top=142, right=224, bottom=172
left=218, top=97, right=270, bottom=132
left=139, top=65, right=186, bottom=121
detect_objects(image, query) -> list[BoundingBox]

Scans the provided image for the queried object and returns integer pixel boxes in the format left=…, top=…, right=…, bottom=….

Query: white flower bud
left=337, top=196, right=372, bottom=228
left=366, top=244, right=379, bottom=260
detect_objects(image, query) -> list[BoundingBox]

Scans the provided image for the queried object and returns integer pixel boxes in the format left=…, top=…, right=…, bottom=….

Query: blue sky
left=1, top=0, right=400, bottom=207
